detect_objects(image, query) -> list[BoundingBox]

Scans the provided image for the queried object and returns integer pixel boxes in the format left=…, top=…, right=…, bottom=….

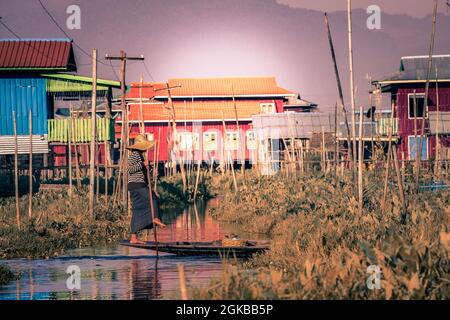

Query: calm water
left=0, top=200, right=253, bottom=300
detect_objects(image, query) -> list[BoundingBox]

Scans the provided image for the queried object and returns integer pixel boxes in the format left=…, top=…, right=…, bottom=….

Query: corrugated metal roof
left=125, top=100, right=264, bottom=122
left=0, top=135, right=49, bottom=155
left=151, top=77, right=294, bottom=97
left=0, top=39, right=75, bottom=71
left=378, top=55, right=450, bottom=83
left=252, top=112, right=337, bottom=139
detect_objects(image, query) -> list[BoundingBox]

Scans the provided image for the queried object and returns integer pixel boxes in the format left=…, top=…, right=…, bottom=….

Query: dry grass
left=194, top=170, right=450, bottom=299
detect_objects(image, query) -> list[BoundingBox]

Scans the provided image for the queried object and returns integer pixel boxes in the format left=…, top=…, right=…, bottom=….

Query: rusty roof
left=0, top=39, right=76, bottom=71
left=125, top=100, right=265, bottom=122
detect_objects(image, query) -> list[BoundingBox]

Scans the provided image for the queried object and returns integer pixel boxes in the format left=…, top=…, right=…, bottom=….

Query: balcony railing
left=48, top=118, right=115, bottom=143
left=377, top=118, right=398, bottom=136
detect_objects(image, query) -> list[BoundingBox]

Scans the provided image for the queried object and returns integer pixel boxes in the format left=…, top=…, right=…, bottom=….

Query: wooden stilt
left=89, top=49, right=98, bottom=216
left=28, top=109, right=33, bottom=218
left=13, top=111, right=20, bottom=229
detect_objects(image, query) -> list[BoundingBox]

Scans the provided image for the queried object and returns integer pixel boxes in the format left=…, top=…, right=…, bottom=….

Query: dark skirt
left=129, top=186, right=161, bottom=234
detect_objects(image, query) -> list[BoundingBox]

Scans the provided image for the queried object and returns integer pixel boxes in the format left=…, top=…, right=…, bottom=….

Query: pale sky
left=276, top=0, right=448, bottom=17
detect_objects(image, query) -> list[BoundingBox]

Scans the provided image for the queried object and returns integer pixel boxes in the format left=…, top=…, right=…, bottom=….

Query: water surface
left=0, top=200, right=253, bottom=300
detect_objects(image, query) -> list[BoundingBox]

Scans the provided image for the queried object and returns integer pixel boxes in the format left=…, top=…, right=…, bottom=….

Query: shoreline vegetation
left=1, top=168, right=449, bottom=299
left=192, top=171, right=449, bottom=300
left=0, top=174, right=212, bottom=261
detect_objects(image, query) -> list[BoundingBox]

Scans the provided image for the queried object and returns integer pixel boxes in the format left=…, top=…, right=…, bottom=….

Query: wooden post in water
left=89, top=49, right=98, bottom=216
left=178, top=264, right=188, bottom=300
left=13, top=111, right=20, bottom=229
left=28, top=109, right=33, bottom=219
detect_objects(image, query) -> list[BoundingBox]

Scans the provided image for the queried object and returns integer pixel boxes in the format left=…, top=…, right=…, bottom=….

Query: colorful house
left=117, top=77, right=315, bottom=165
left=0, top=38, right=120, bottom=168
left=374, top=55, right=450, bottom=162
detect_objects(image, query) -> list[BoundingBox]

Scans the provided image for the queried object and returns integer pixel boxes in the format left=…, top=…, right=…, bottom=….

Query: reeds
left=195, top=171, right=449, bottom=299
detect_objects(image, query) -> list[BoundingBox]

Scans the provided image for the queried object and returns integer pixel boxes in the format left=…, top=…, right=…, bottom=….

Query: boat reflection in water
left=0, top=201, right=249, bottom=300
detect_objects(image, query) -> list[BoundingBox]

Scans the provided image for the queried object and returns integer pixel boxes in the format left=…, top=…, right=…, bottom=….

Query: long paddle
left=145, top=151, right=159, bottom=256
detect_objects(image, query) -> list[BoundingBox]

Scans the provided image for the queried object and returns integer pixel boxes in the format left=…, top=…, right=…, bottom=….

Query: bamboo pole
left=347, top=0, right=358, bottom=196
left=104, top=135, right=109, bottom=206
left=139, top=75, right=145, bottom=135
left=321, top=126, right=326, bottom=173
left=193, top=158, right=201, bottom=202
left=13, top=110, right=20, bottom=229
left=434, top=66, right=440, bottom=178
left=334, top=102, right=338, bottom=176
left=145, top=148, right=158, bottom=255
left=392, top=144, right=406, bottom=212
left=96, top=145, right=100, bottom=201
left=413, top=90, right=419, bottom=191
left=358, top=106, right=363, bottom=215
left=231, top=84, right=245, bottom=178
left=68, top=113, right=72, bottom=202
left=416, top=0, right=438, bottom=191
left=324, top=12, right=355, bottom=184
left=28, top=109, right=33, bottom=219
left=89, top=48, right=98, bottom=216
left=381, top=102, right=395, bottom=212
left=71, top=106, right=81, bottom=190
left=221, top=111, right=238, bottom=191
left=154, top=128, right=161, bottom=193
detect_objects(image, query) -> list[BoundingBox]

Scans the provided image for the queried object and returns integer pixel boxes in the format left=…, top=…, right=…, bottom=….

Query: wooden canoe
left=120, top=240, right=271, bottom=257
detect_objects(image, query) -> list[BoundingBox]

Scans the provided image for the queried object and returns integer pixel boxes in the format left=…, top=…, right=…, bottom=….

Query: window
left=203, top=132, right=218, bottom=151
left=225, top=131, right=239, bottom=151
left=177, top=132, right=199, bottom=151
left=408, top=94, right=426, bottom=119
left=260, top=103, right=275, bottom=114
left=408, top=136, right=428, bottom=160
left=246, top=130, right=257, bottom=150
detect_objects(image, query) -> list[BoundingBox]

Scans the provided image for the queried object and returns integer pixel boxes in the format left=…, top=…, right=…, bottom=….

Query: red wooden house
left=374, top=55, right=450, bottom=162
left=116, top=77, right=314, bottom=165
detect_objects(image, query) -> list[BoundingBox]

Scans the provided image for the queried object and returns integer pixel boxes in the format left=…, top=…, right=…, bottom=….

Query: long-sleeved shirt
left=127, top=150, right=150, bottom=187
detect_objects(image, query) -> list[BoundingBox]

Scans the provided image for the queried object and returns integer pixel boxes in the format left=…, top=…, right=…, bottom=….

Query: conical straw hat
left=127, top=134, right=155, bottom=151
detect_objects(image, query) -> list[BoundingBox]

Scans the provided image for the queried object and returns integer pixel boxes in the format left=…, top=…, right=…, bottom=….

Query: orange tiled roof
left=126, top=82, right=166, bottom=99
left=127, top=100, right=265, bottom=122
left=154, top=77, right=294, bottom=97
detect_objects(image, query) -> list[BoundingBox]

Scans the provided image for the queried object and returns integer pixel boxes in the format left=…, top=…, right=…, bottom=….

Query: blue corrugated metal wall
left=0, top=76, right=48, bottom=135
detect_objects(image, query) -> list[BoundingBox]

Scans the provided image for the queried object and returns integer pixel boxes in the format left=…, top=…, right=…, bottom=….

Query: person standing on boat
left=127, top=134, right=166, bottom=245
